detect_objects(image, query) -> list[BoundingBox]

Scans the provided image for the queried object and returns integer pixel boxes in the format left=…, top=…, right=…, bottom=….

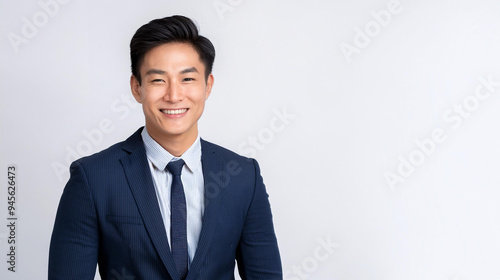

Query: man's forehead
left=146, top=42, right=200, bottom=58
left=140, top=43, right=204, bottom=70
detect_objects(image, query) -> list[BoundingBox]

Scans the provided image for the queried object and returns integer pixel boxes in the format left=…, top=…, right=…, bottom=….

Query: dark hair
left=130, top=15, right=215, bottom=84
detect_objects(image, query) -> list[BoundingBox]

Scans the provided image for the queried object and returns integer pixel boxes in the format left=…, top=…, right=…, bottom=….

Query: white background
left=2, top=0, right=500, bottom=279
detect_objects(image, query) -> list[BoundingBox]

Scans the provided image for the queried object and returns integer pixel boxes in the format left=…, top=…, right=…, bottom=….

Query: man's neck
left=145, top=127, right=198, bottom=157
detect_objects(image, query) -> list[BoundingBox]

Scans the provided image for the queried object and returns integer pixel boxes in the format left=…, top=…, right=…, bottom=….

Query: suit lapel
left=186, top=139, right=224, bottom=280
left=119, top=128, right=180, bottom=280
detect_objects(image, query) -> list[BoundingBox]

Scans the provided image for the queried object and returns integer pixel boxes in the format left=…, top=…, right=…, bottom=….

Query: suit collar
left=120, top=127, right=181, bottom=279
left=120, top=128, right=225, bottom=280
left=120, top=127, right=145, bottom=154
left=185, top=139, right=224, bottom=280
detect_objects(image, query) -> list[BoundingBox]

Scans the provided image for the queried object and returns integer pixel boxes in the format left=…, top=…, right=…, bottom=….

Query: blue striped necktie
left=166, top=159, right=188, bottom=279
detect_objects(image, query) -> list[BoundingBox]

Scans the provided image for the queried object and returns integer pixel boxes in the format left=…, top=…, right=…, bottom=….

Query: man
left=49, top=15, right=282, bottom=280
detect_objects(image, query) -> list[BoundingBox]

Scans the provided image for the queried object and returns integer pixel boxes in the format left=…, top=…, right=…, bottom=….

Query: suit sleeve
left=236, top=159, right=283, bottom=279
left=48, top=161, right=99, bottom=279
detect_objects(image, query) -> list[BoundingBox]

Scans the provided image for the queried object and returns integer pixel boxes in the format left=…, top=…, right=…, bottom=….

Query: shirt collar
left=141, top=128, right=202, bottom=173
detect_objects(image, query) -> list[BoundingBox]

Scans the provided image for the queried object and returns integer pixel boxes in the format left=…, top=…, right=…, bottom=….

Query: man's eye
left=183, top=78, right=194, bottom=82
left=152, top=79, right=164, bottom=83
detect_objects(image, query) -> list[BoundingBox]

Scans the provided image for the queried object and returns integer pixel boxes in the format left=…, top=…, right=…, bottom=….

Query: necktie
left=166, top=159, right=188, bottom=279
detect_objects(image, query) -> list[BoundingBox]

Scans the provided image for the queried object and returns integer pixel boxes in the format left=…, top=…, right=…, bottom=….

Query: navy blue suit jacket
left=49, top=127, right=282, bottom=279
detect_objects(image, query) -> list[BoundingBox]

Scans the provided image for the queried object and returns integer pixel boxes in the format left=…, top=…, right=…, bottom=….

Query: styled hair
left=130, top=15, right=215, bottom=84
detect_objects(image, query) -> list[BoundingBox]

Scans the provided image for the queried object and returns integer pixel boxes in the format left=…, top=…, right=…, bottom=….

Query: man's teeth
left=161, top=109, right=187, bottom=115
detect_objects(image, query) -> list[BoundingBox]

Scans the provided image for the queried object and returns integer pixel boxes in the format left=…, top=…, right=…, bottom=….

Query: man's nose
left=165, top=82, right=183, bottom=102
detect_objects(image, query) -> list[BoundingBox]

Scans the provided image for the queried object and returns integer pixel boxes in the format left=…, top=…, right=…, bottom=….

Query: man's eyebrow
left=144, top=69, right=166, bottom=76
left=180, top=67, right=199, bottom=74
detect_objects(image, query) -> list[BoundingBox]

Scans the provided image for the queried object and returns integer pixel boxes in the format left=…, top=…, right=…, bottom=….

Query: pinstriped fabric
left=49, top=127, right=282, bottom=280
left=120, top=139, right=180, bottom=279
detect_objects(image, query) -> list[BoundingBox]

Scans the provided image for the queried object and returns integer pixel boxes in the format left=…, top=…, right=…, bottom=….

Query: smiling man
left=49, top=15, right=282, bottom=280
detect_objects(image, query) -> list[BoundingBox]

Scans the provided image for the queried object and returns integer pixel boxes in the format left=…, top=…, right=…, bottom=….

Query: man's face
left=131, top=42, right=214, bottom=144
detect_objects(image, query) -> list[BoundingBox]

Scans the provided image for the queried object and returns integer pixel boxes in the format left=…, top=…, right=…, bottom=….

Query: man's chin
left=160, top=127, right=196, bottom=139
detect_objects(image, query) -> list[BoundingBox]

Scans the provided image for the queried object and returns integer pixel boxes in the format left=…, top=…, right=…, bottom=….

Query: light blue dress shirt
left=141, top=128, right=205, bottom=265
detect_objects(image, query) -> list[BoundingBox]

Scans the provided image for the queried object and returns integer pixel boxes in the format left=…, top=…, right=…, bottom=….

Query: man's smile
left=160, top=108, right=188, bottom=115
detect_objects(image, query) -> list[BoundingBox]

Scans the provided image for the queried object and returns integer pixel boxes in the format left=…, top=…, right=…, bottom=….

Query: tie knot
left=166, top=159, right=185, bottom=177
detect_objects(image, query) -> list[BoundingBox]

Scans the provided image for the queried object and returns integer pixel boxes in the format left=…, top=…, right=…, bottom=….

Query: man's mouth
left=160, top=108, right=188, bottom=115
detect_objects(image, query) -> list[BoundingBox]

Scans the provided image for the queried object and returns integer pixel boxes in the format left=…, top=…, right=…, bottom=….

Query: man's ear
left=130, top=75, right=142, bottom=103
left=205, top=74, right=214, bottom=100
